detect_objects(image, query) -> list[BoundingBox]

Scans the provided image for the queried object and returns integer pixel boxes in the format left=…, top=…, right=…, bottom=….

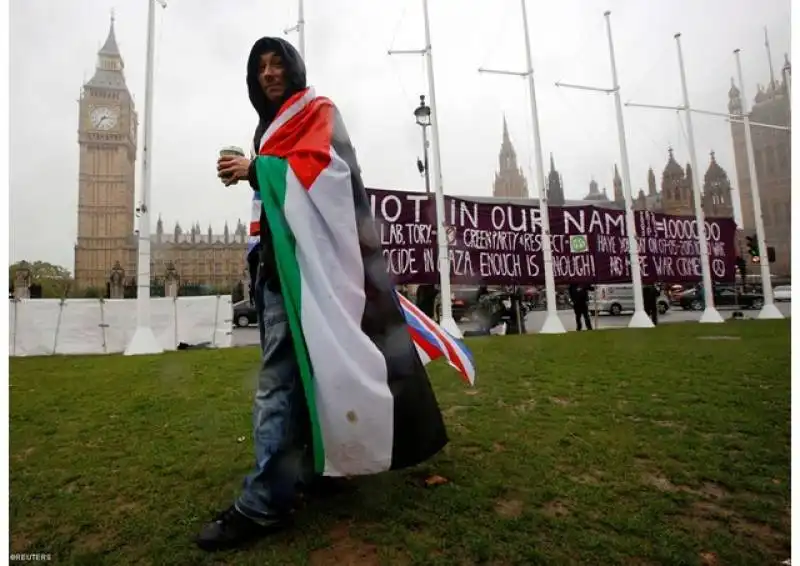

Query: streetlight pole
left=734, top=48, right=782, bottom=319
left=125, top=0, right=167, bottom=356
left=414, top=95, right=432, bottom=194
left=674, top=33, right=723, bottom=323
left=388, top=0, right=460, bottom=338
left=554, top=11, right=652, bottom=329
left=478, top=0, right=566, bottom=334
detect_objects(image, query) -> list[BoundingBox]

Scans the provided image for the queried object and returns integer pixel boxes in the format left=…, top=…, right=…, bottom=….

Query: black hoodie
left=245, top=37, right=307, bottom=291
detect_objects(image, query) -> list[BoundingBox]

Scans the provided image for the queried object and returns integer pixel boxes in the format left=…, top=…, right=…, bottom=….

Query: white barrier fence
left=9, top=296, right=233, bottom=357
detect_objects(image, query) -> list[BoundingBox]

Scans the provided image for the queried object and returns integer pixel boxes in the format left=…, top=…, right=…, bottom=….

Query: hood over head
left=247, top=37, right=307, bottom=147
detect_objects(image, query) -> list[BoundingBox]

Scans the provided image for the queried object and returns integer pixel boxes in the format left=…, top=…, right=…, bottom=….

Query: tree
left=9, top=260, right=73, bottom=298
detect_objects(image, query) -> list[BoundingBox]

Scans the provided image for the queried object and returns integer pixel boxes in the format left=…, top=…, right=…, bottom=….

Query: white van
left=588, top=284, right=670, bottom=316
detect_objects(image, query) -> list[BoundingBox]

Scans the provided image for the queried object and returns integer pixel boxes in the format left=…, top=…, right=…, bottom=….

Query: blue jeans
left=235, top=280, right=311, bottom=523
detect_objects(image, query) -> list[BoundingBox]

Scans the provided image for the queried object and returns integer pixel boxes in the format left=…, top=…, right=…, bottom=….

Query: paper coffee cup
left=219, top=146, right=245, bottom=184
left=219, top=145, right=245, bottom=158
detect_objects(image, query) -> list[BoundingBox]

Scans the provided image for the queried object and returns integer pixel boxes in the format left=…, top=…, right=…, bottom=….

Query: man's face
left=258, top=51, right=286, bottom=103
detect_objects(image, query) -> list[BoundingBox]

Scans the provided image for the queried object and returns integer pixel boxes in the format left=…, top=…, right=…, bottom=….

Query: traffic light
left=745, top=235, right=759, bottom=258
left=767, top=246, right=776, bottom=263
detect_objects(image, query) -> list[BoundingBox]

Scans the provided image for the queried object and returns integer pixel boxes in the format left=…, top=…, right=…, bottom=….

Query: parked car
left=432, top=285, right=484, bottom=322
left=773, top=285, right=791, bottom=302
left=678, top=285, right=764, bottom=310
left=588, top=284, right=670, bottom=316
left=233, top=300, right=258, bottom=327
left=452, top=286, right=482, bottom=321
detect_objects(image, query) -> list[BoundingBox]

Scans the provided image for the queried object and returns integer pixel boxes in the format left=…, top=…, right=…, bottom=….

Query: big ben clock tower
left=74, top=15, right=138, bottom=290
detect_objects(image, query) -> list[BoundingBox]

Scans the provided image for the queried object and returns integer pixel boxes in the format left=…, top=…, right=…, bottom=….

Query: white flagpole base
left=439, top=315, right=463, bottom=339
left=628, top=309, right=655, bottom=328
left=124, top=326, right=164, bottom=356
left=540, top=311, right=566, bottom=334
left=756, top=303, right=784, bottom=320
left=699, top=307, right=725, bottom=324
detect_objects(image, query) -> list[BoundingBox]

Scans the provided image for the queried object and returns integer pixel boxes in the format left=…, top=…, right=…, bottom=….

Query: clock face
left=89, top=106, right=119, bottom=131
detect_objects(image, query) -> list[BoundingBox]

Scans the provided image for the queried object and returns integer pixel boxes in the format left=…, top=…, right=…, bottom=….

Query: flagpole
left=734, top=48, right=782, bottom=319
left=284, top=0, right=306, bottom=60
left=478, top=0, right=565, bottom=334
left=554, top=11, right=652, bottom=329
left=603, top=13, right=652, bottom=328
left=764, top=28, right=776, bottom=89
left=674, top=33, right=723, bottom=324
left=125, top=0, right=167, bottom=355
left=782, top=54, right=791, bottom=99
left=389, top=0, right=460, bottom=338
left=519, top=0, right=563, bottom=334
left=422, top=0, right=460, bottom=337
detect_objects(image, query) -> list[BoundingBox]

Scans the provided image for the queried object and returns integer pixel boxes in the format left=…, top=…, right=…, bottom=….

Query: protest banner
left=367, top=188, right=736, bottom=286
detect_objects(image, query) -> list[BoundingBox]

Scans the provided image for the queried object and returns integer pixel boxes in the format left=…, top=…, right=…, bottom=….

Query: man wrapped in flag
left=199, top=37, right=474, bottom=552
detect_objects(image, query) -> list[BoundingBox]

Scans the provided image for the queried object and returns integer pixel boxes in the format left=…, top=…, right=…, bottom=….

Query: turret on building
left=547, top=154, right=565, bottom=206
left=492, top=117, right=529, bottom=198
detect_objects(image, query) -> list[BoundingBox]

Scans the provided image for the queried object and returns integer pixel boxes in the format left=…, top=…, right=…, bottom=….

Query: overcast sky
left=8, top=0, right=791, bottom=271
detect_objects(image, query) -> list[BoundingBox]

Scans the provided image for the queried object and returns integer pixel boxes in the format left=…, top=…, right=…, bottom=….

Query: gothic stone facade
left=152, top=218, right=248, bottom=288
left=74, top=19, right=247, bottom=291
left=728, top=58, right=791, bottom=277
left=491, top=119, right=734, bottom=222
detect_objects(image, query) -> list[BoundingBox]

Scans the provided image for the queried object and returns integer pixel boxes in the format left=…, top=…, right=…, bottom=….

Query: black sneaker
left=195, top=505, right=287, bottom=552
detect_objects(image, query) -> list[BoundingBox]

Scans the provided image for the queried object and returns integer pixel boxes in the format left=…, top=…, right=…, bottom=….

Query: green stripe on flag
left=254, top=155, right=324, bottom=474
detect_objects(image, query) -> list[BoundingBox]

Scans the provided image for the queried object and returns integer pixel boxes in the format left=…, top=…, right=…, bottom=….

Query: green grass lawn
left=10, top=320, right=791, bottom=565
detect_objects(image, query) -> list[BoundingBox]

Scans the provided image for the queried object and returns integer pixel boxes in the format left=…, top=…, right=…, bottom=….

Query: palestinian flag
left=254, top=87, right=449, bottom=477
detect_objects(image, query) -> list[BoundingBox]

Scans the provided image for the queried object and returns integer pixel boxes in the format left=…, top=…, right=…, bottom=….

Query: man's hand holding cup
left=217, top=146, right=249, bottom=186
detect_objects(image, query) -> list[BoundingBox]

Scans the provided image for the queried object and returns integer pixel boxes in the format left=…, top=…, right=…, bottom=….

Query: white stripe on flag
left=259, top=88, right=317, bottom=152
left=284, top=148, right=394, bottom=477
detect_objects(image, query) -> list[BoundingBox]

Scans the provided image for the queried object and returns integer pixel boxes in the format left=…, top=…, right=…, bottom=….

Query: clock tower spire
left=74, top=16, right=138, bottom=291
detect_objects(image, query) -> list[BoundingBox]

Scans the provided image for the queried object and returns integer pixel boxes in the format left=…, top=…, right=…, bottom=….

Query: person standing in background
left=643, top=283, right=659, bottom=326
left=415, top=283, right=438, bottom=319
left=568, top=283, right=592, bottom=331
